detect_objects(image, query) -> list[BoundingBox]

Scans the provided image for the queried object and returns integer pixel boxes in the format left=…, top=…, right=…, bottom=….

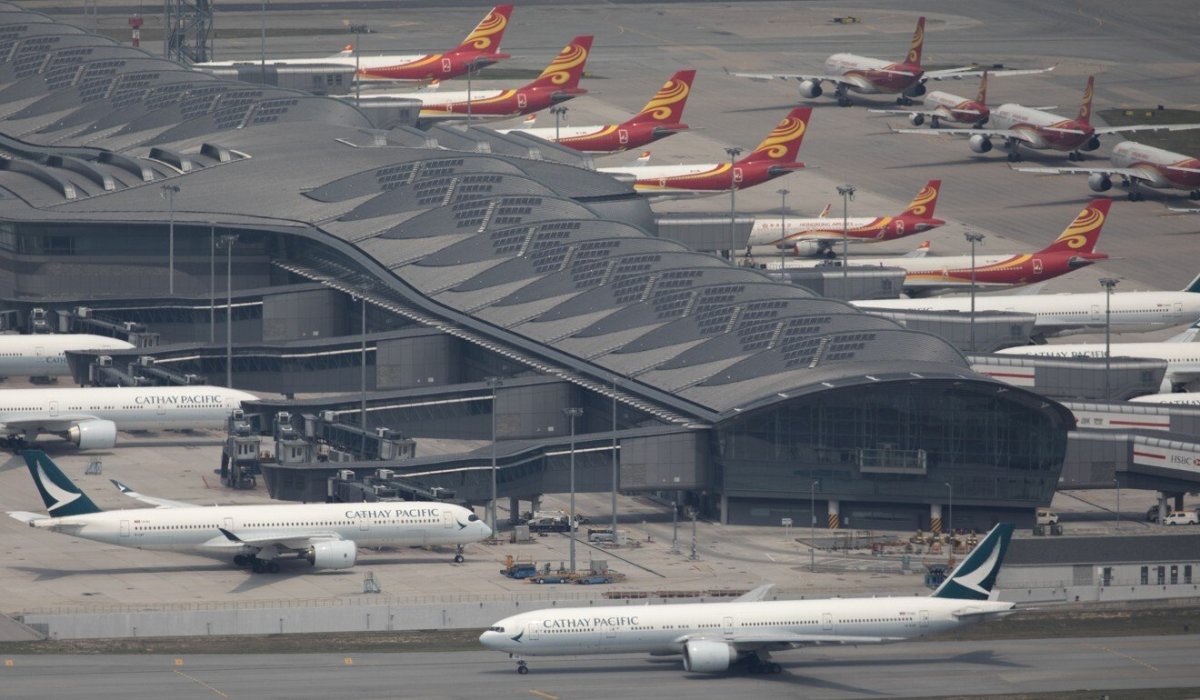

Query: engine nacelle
left=792, top=240, right=827, bottom=257
left=908, top=113, right=925, bottom=127
left=968, top=134, right=992, bottom=154
left=67, top=419, right=118, bottom=449
left=1087, top=173, right=1113, bottom=192
left=306, top=540, right=357, bottom=569
left=798, top=79, right=823, bottom=99
left=681, top=640, right=737, bottom=673
left=1082, top=136, right=1101, bottom=152
left=906, top=83, right=927, bottom=97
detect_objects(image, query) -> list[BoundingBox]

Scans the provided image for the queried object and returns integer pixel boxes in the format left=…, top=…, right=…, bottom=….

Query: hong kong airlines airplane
left=8, top=451, right=492, bottom=573
left=729, top=17, right=1052, bottom=107
left=195, top=5, right=514, bottom=82
left=481, top=523, right=1015, bottom=675
left=598, top=107, right=811, bottom=198
left=868, top=70, right=1054, bottom=129
left=499, top=70, right=695, bottom=154
left=1013, top=141, right=1200, bottom=201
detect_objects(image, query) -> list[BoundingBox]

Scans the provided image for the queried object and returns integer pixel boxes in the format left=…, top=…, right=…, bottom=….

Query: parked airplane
left=195, top=5, right=514, bottom=82
left=854, top=274, right=1200, bottom=340
left=1130, top=391, right=1200, bottom=407
left=998, top=333, right=1200, bottom=391
left=893, top=76, right=1200, bottom=162
left=498, top=70, right=695, bottom=154
left=728, top=17, right=1051, bottom=107
left=598, top=107, right=811, bottom=199
left=481, top=523, right=1015, bottom=675
left=1012, top=141, right=1200, bottom=201
left=0, top=385, right=258, bottom=449
left=352, top=35, right=593, bottom=123
left=868, top=71, right=1055, bottom=129
left=7, top=451, right=491, bottom=573
left=748, top=180, right=945, bottom=256
left=0, top=334, right=133, bottom=378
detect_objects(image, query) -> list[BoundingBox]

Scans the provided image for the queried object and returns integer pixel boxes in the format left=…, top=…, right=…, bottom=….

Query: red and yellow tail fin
left=1040, top=198, right=1111, bottom=254
left=526, top=35, right=593, bottom=90
left=626, top=70, right=696, bottom=125
left=743, top=107, right=812, bottom=163
left=817, top=203, right=832, bottom=218
left=455, top=4, right=514, bottom=54
left=975, top=72, right=988, bottom=105
left=1076, top=75, right=1094, bottom=125
left=902, top=179, right=941, bottom=218
left=905, top=16, right=926, bottom=66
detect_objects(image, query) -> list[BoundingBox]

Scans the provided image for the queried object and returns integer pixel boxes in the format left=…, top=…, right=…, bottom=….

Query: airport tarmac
left=2, top=635, right=1198, bottom=699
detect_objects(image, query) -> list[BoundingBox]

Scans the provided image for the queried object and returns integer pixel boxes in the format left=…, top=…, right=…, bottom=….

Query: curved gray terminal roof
left=0, top=5, right=992, bottom=422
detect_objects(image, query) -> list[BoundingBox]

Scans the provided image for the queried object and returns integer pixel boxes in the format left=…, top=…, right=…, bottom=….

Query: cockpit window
left=488, top=626, right=505, bottom=633
left=468, top=514, right=480, bottom=522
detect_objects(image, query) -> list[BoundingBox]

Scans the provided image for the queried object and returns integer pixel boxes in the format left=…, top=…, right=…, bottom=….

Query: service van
left=1035, top=508, right=1059, bottom=526
left=1163, top=510, right=1199, bottom=526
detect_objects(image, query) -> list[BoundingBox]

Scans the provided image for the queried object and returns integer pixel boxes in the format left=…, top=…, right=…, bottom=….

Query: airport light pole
left=209, top=226, right=216, bottom=344
left=670, top=490, right=680, bottom=554
left=810, top=478, right=819, bottom=573
left=725, top=147, right=742, bottom=260
left=348, top=23, right=369, bottom=107
left=777, top=188, right=789, bottom=275
left=359, top=294, right=367, bottom=457
left=1100, top=277, right=1119, bottom=399
left=965, top=232, right=985, bottom=353
left=550, top=106, right=568, bottom=143
left=564, top=407, right=583, bottom=573
left=161, top=183, right=180, bottom=295
left=610, top=374, right=618, bottom=542
left=837, top=184, right=856, bottom=285
left=486, top=376, right=504, bottom=533
left=218, top=234, right=238, bottom=387
left=260, top=0, right=267, bottom=84
left=1114, top=476, right=1121, bottom=531
left=944, top=481, right=953, bottom=559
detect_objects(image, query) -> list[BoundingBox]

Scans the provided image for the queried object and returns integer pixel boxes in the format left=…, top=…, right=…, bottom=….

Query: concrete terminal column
left=719, top=493, right=728, bottom=525
left=929, top=503, right=943, bottom=534
left=1175, top=493, right=1185, bottom=512
left=827, top=499, right=840, bottom=529
left=508, top=497, right=520, bottom=524
left=530, top=495, right=542, bottom=517
left=1158, top=492, right=1169, bottom=522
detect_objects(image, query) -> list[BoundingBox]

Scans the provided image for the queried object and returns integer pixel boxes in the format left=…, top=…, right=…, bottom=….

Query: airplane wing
left=1093, top=123, right=1200, bottom=135
left=679, top=632, right=901, bottom=651
left=110, top=479, right=194, bottom=509
left=213, top=527, right=344, bottom=553
left=924, top=66, right=1056, bottom=81
left=868, top=107, right=984, bottom=117
left=734, top=584, right=775, bottom=602
left=1010, top=164, right=1154, bottom=182
left=891, top=126, right=1036, bottom=144
left=724, top=68, right=848, bottom=84
left=0, top=413, right=102, bottom=433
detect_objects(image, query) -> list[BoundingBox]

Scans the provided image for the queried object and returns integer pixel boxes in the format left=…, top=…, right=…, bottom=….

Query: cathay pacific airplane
left=8, top=451, right=492, bottom=573
left=0, top=334, right=133, bottom=378
left=0, top=385, right=258, bottom=449
left=481, top=523, right=1015, bottom=675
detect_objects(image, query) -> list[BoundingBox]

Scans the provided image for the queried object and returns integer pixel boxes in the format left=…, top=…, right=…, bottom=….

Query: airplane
left=0, top=334, right=134, bottom=378
left=194, top=5, right=514, bottom=82
left=7, top=450, right=492, bottom=573
left=497, top=70, right=696, bottom=154
left=867, top=71, right=1056, bottom=129
left=747, top=179, right=945, bottom=256
left=351, top=35, right=594, bottom=124
left=1011, top=141, right=1200, bottom=201
left=0, top=385, right=258, bottom=449
left=779, top=199, right=1112, bottom=296
left=1130, top=391, right=1200, bottom=407
left=727, top=16, right=1052, bottom=107
left=597, top=107, right=811, bottom=199
left=997, top=330, right=1200, bottom=392
left=892, top=76, right=1200, bottom=162
left=480, top=523, right=1015, bottom=675
left=854, top=273, right=1200, bottom=341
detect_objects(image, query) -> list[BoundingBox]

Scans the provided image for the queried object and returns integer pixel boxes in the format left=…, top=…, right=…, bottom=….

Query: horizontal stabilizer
left=7, top=511, right=49, bottom=524
left=735, top=583, right=775, bottom=602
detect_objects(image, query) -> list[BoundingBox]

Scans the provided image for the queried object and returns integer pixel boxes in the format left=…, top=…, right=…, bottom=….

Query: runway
left=2, top=635, right=1198, bottom=699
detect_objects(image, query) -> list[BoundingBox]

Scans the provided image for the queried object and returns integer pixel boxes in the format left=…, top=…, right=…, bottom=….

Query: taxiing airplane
left=8, top=451, right=492, bottom=573
left=0, top=334, right=134, bottom=378
left=353, top=35, right=593, bottom=123
left=499, top=70, right=696, bottom=154
left=0, top=385, right=258, bottom=449
left=195, top=5, right=514, bottom=82
left=1012, top=141, right=1200, bottom=201
left=748, top=180, right=944, bottom=256
left=728, top=17, right=1051, bottom=107
left=481, top=523, right=1015, bottom=675
left=854, top=273, right=1200, bottom=340
left=598, top=107, right=811, bottom=199
left=894, top=76, right=1200, bottom=162
left=998, top=331, right=1200, bottom=392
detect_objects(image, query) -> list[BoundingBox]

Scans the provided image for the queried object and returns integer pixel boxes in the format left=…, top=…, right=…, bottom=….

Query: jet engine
left=792, top=240, right=828, bottom=257
left=66, top=419, right=118, bottom=449
left=681, top=640, right=738, bottom=673
left=908, top=113, right=925, bottom=127
left=906, top=83, right=927, bottom=97
left=305, top=540, right=357, bottom=569
left=798, top=79, right=823, bottom=99
left=968, top=134, right=992, bottom=154
left=1082, top=136, right=1101, bottom=152
left=1087, top=173, right=1113, bottom=192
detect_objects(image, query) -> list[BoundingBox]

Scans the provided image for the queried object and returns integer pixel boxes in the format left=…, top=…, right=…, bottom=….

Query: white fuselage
left=775, top=252, right=1006, bottom=272
left=998, top=342, right=1200, bottom=383
left=502, top=124, right=606, bottom=141
left=748, top=216, right=883, bottom=247
left=195, top=53, right=424, bottom=71
left=1130, top=392, right=1200, bottom=407
left=598, top=163, right=720, bottom=180
left=481, top=596, right=1012, bottom=658
left=989, top=104, right=1069, bottom=149
left=0, top=386, right=257, bottom=432
left=30, top=502, right=488, bottom=559
left=1111, top=141, right=1196, bottom=190
left=824, top=54, right=894, bottom=93
left=854, top=291, right=1200, bottom=338
left=0, top=334, right=133, bottom=377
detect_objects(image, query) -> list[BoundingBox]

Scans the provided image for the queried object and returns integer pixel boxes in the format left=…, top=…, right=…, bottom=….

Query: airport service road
left=2, top=635, right=1198, bottom=699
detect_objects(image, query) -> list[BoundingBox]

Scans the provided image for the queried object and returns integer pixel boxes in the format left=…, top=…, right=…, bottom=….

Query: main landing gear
left=896, top=95, right=914, bottom=106
left=454, top=544, right=465, bottom=564
left=516, top=659, right=529, bottom=675
left=1067, top=151, right=1085, bottom=161
left=835, top=84, right=852, bottom=107
left=746, top=654, right=783, bottom=674
left=234, top=554, right=280, bottom=574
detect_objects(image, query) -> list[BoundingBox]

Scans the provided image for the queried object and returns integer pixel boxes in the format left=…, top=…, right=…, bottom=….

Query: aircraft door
left=517, top=92, right=527, bottom=109
left=441, top=57, right=452, bottom=74
left=732, top=167, right=744, bottom=184
left=722, top=616, right=734, bottom=639
left=358, top=518, right=370, bottom=532
left=1032, top=258, right=1044, bottom=274
left=49, top=400, right=58, bottom=417
left=529, top=622, right=540, bottom=641
left=223, top=517, right=234, bottom=531
left=822, top=613, right=832, bottom=632
left=35, top=345, right=45, bottom=357
left=919, top=610, right=929, bottom=628
left=1090, top=305, right=1102, bottom=322
left=442, top=510, right=454, bottom=529
left=120, top=520, right=130, bottom=538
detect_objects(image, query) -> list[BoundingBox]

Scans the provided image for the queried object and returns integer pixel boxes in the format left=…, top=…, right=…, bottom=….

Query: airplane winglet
left=110, top=479, right=133, bottom=494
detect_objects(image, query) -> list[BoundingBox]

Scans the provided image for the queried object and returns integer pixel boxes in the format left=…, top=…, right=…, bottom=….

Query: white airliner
left=8, top=451, right=492, bottom=573
left=854, top=273, right=1200, bottom=340
left=997, top=333, right=1200, bottom=391
left=1130, top=392, right=1200, bottom=407
left=481, top=524, right=1015, bottom=675
left=0, top=334, right=133, bottom=378
left=0, top=385, right=258, bottom=449
left=1012, top=141, right=1200, bottom=201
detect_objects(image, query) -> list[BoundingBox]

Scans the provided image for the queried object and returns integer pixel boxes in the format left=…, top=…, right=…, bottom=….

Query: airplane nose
left=481, top=521, right=494, bottom=539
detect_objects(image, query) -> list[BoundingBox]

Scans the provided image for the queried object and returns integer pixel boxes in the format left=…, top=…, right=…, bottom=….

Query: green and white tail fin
left=22, top=449, right=101, bottom=517
left=1183, top=273, right=1200, bottom=294
left=931, top=523, right=1013, bottom=600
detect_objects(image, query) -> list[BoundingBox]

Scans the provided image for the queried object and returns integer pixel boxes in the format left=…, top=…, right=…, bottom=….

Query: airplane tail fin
left=625, top=70, right=696, bottom=125
left=903, top=240, right=931, bottom=258
left=931, top=523, right=1014, bottom=600
left=975, top=71, right=988, bottom=105
left=742, top=107, right=812, bottom=164
left=333, top=43, right=355, bottom=57
left=1076, top=75, right=1094, bottom=125
left=901, top=179, right=942, bottom=218
left=1182, top=273, right=1200, bottom=293
left=21, top=449, right=102, bottom=518
left=905, top=16, right=926, bottom=66
left=453, top=4, right=514, bottom=55
left=817, top=203, right=832, bottom=218
left=1039, top=198, right=1111, bottom=254
left=525, top=35, right=593, bottom=90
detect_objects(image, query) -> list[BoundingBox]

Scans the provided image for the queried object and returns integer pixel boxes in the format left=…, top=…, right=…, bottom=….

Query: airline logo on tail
left=1043, top=198, right=1111, bottom=253
left=975, top=71, right=988, bottom=105
left=1077, top=76, right=1094, bottom=124
left=745, top=107, right=811, bottom=162
left=902, top=179, right=941, bottom=218
left=905, top=17, right=926, bottom=66
left=23, top=450, right=101, bottom=518
left=629, top=70, right=695, bottom=124
left=932, top=523, right=1013, bottom=600
left=532, top=36, right=592, bottom=88
left=457, top=4, right=513, bottom=53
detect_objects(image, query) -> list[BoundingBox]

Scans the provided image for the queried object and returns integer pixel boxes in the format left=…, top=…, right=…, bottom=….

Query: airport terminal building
left=0, top=6, right=1075, bottom=529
